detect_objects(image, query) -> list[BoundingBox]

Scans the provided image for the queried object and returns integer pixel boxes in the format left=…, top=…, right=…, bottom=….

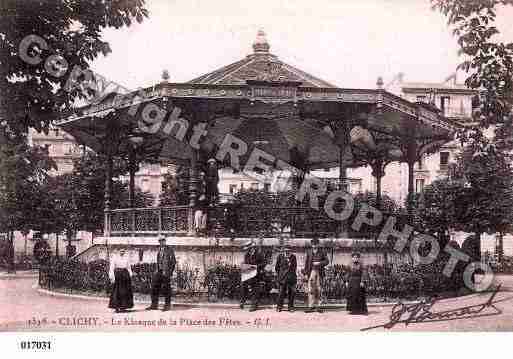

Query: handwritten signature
left=360, top=285, right=503, bottom=331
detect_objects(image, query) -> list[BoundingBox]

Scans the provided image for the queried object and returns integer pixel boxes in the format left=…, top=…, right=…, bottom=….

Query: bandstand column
left=333, top=120, right=350, bottom=237
left=374, top=77, right=385, bottom=209
left=339, top=146, right=348, bottom=192
left=128, top=146, right=138, bottom=236
left=371, top=157, right=386, bottom=210
left=372, top=156, right=391, bottom=265
left=188, top=149, right=200, bottom=235
left=104, top=152, right=113, bottom=237
left=333, top=121, right=350, bottom=192
left=128, top=147, right=137, bottom=209
left=405, top=138, right=417, bottom=213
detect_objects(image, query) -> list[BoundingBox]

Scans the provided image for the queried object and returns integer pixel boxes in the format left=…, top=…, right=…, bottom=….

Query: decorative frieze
left=56, top=82, right=456, bottom=138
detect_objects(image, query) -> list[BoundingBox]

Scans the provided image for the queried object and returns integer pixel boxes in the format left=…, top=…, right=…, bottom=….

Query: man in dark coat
left=146, top=236, right=176, bottom=311
left=240, top=240, right=267, bottom=312
left=302, top=237, right=329, bottom=313
left=205, top=158, right=219, bottom=205
left=275, top=245, right=297, bottom=312
left=6, top=238, right=15, bottom=273
left=223, top=198, right=239, bottom=238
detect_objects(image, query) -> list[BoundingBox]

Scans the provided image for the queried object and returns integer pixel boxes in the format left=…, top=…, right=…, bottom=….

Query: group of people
left=107, top=236, right=368, bottom=315
left=108, top=236, right=175, bottom=313
left=240, top=238, right=368, bottom=314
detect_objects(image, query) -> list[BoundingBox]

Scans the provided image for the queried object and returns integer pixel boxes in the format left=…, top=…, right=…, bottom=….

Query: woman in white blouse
left=108, top=248, right=134, bottom=313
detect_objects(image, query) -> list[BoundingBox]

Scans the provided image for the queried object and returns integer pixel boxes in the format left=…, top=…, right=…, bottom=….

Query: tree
left=116, top=185, right=155, bottom=209
left=432, top=1, right=513, bottom=261
left=65, top=150, right=154, bottom=235
left=352, top=191, right=401, bottom=215
left=349, top=191, right=402, bottom=240
left=411, top=177, right=466, bottom=249
left=34, top=164, right=154, bottom=257
left=159, top=165, right=190, bottom=206
left=0, top=0, right=148, bottom=135
left=452, top=134, right=513, bottom=260
left=0, top=128, right=55, bottom=265
left=26, top=150, right=156, bottom=242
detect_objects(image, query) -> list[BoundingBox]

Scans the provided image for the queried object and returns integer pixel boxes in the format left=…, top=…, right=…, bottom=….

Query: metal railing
left=442, top=106, right=472, bottom=119
left=204, top=205, right=345, bottom=238
left=109, top=205, right=189, bottom=236
left=106, top=204, right=409, bottom=238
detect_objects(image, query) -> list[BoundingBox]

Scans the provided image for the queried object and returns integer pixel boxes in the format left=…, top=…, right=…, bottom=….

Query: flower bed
left=39, top=257, right=464, bottom=302
left=0, top=254, right=38, bottom=271
left=487, top=256, right=513, bottom=274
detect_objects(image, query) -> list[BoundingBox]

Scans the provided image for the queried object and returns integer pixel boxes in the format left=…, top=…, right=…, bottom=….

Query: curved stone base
left=75, top=236, right=411, bottom=278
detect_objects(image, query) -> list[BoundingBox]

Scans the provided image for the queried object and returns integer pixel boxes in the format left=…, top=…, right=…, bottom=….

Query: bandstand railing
left=109, top=205, right=190, bottom=236
left=204, top=205, right=343, bottom=238
left=105, top=205, right=408, bottom=238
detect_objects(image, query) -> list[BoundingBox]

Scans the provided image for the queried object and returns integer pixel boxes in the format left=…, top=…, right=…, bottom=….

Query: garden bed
left=38, top=257, right=466, bottom=304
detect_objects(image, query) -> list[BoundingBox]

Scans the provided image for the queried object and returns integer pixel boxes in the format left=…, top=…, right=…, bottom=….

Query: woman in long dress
left=108, top=248, right=134, bottom=313
left=346, top=252, right=368, bottom=315
left=194, top=194, right=208, bottom=235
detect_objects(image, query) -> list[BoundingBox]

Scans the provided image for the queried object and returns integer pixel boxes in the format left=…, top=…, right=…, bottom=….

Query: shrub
left=131, top=262, right=156, bottom=294
left=174, top=263, right=202, bottom=294
left=39, top=257, right=465, bottom=301
left=88, top=259, right=109, bottom=291
left=488, top=256, right=513, bottom=274
left=322, top=264, right=351, bottom=299
left=204, top=263, right=241, bottom=300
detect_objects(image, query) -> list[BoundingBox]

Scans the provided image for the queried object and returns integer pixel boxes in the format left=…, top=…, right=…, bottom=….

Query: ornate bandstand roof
left=189, top=30, right=336, bottom=88
left=56, top=30, right=458, bottom=170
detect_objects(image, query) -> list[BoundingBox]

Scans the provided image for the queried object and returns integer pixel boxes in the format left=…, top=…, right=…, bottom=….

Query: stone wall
left=77, top=236, right=411, bottom=276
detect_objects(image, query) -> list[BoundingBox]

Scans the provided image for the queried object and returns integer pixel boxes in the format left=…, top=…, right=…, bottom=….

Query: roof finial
left=161, top=69, right=170, bottom=82
left=253, top=29, right=270, bottom=54
left=376, top=76, right=384, bottom=89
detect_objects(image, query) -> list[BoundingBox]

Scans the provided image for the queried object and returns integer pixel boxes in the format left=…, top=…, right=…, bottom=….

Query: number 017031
left=20, top=341, right=52, bottom=350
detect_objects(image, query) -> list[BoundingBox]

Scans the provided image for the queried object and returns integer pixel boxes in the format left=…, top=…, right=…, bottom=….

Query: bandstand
left=55, top=31, right=457, bottom=268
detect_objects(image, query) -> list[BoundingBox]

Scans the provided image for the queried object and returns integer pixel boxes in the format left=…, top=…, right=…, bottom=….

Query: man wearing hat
left=240, top=238, right=267, bottom=312
left=146, top=236, right=176, bottom=311
left=275, top=244, right=297, bottom=312
left=302, top=237, right=329, bottom=313
left=205, top=158, right=219, bottom=205
left=223, top=197, right=239, bottom=238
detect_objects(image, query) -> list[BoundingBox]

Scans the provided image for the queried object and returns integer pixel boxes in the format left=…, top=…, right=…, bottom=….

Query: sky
left=90, top=0, right=513, bottom=91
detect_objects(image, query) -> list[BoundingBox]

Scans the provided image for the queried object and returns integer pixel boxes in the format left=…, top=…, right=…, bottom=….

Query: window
left=418, top=156, right=424, bottom=170
left=416, top=178, right=425, bottom=193
left=141, top=178, right=150, bottom=192
left=440, top=152, right=450, bottom=170
left=416, top=95, right=427, bottom=103
left=441, top=96, right=451, bottom=115
left=229, top=184, right=237, bottom=194
left=264, top=183, right=271, bottom=192
left=472, top=95, right=480, bottom=109
left=70, top=144, right=82, bottom=154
